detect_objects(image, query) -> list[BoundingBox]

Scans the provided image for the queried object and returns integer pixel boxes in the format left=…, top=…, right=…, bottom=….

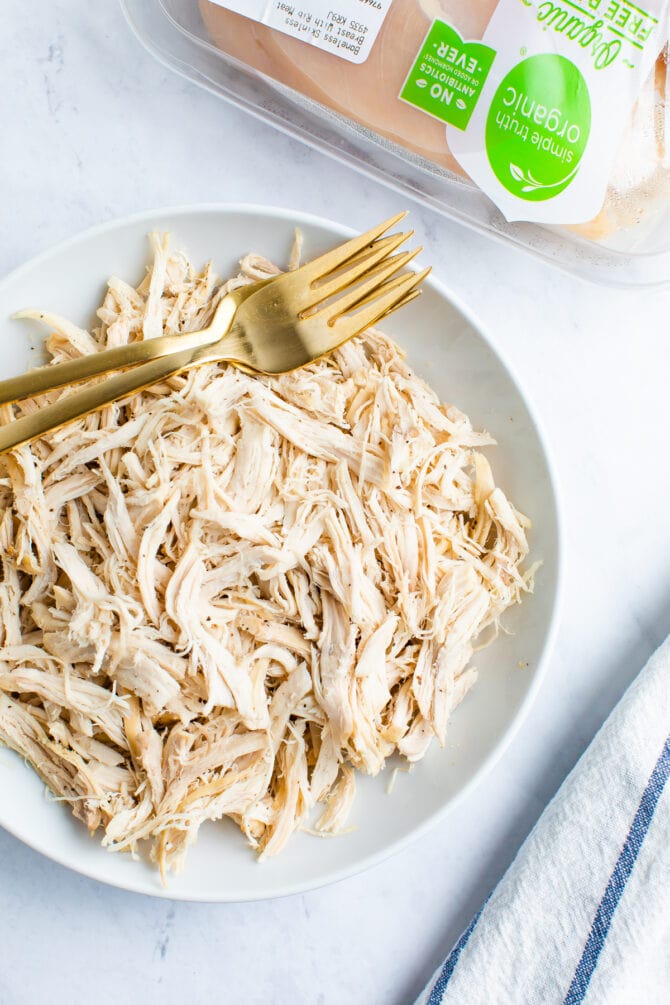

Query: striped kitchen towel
left=417, top=635, right=670, bottom=1005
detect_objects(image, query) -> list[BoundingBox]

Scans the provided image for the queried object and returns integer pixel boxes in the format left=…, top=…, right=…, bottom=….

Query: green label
left=399, top=21, right=495, bottom=131
left=485, top=54, right=591, bottom=202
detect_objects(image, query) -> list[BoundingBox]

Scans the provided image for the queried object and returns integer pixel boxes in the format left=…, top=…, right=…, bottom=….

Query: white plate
left=0, top=205, right=562, bottom=901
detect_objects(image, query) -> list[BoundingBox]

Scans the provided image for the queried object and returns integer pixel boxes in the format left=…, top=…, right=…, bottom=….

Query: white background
left=1, top=3, right=669, bottom=1004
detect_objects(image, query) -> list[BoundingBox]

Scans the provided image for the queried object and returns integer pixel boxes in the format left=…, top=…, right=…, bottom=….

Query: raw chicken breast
left=201, top=0, right=496, bottom=172
left=201, top=0, right=670, bottom=238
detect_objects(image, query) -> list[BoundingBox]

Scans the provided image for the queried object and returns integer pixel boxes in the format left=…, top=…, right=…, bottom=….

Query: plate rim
left=0, top=202, right=564, bottom=901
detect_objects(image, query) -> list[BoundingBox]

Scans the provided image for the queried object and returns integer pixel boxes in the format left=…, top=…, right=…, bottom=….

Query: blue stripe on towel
left=427, top=901, right=487, bottom=1004
left=564, top=735, right=670, bottom=1005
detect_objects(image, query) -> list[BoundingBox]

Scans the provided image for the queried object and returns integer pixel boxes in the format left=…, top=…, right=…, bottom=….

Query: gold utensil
left=0, top=213, right=429, bottom=454
left=1, top=277, right=265, bottom=404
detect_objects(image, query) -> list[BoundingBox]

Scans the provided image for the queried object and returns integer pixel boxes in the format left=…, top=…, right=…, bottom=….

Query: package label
left=209, top=0, right=393, bottom=64
left=400, top=1, right=669, bottom=224
left=400, top=22, right=496, bottom=131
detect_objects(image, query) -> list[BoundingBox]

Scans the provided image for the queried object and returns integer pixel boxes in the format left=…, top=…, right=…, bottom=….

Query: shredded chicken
left=0, top=234, right=534, bottom=878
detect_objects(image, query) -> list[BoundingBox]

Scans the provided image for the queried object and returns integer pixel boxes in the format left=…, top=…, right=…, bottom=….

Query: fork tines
left=297, top=213, right=429, bottom=330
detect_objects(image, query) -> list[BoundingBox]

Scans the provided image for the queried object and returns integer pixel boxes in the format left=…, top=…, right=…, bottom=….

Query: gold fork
left=0, top=213, right=429, bottom=454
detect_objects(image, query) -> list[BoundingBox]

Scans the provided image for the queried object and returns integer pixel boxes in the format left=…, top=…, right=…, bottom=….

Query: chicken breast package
left=200, top=0, right=670, bottom=240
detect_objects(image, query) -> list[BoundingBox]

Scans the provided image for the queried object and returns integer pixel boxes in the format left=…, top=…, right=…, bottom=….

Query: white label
left=209, top=0, right=393, bottom=64
left=444, top=0, right=670, bottom=225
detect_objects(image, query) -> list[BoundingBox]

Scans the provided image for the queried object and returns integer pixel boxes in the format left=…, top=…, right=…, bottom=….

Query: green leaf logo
left=486, top=54, right=591, bottom=202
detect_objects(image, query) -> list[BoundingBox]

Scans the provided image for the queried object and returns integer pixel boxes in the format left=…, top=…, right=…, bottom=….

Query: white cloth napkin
left=417, top=636, right=670, bottom=1005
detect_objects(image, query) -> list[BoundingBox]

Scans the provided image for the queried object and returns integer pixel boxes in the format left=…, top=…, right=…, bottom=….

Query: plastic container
left=121, top=0, right=670, bottom=286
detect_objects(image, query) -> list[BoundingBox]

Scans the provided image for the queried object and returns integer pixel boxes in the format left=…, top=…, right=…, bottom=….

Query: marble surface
left=1, top=3, right=669, bottom=1004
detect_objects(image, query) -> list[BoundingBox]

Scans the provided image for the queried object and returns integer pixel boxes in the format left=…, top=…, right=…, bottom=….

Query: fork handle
left=0, top=328, right=219, bottom=405
left=0, top=345, right=197, bottom=455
